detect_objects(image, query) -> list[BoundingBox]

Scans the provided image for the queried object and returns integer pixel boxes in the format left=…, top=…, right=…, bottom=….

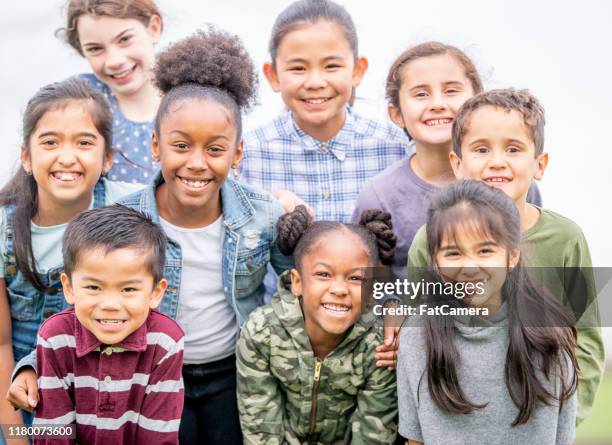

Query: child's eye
left=445, top=88, right=460, bottom=94
left=119, top=35, right=132, bottom=44
left=475, top=146, right=489, bottom=154
left=325, top=64, right=341, bottom=69
left=444, top=250, right=461, bottom=258
left=123, top=287, right=138, bottom=293
left=208, top=146, right=225, bottom=153
left=86, top=46, right=103, bottom=55
left=289, top=66, right=305, bottom=72
left=315, top=271, right=331, bottom=278
left=349, top=275, right=364, bottom=282
left=174, top=142, right=189, bottom=150
left=85, top=285, right=101, bottom=291
left=78, top=140, right=95, bottom=147
left=41, top=140, right=58, bottom=148
left=507, top=146, right=521, bottom=153
left=414, top=91, right=428, bottom=98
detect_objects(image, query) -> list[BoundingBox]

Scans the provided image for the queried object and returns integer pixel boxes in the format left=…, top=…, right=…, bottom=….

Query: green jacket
left=237, top=272, right=398, bottom=445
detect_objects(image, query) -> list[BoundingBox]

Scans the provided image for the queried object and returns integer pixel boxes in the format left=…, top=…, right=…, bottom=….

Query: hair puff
left=358, top=209, right=396, bottom=265
left=276, top=205, right=313, bottom=256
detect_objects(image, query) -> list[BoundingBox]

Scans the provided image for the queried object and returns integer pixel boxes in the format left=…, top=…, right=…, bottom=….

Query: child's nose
left=105, top=45, right=128, bottom=70
left=99, top=294, right=123, bottom=311
left=304, top=69, right=326, bottom=89
left=57, top=145, right=77, bottom=166
left=428, top=92, right=447, bottom=111
left=186, top=149, right=208, bottom=171
left=329, top=279, right=349, bottom=296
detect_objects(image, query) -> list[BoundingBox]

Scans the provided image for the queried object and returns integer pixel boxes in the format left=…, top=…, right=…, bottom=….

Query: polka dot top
left=77, top=73, right=157, bottom=184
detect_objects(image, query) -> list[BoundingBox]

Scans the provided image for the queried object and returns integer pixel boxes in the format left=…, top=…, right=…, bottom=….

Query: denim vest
left=3, top=180, right=107, bottom=364
left=118, top=171, right=292, bottom=327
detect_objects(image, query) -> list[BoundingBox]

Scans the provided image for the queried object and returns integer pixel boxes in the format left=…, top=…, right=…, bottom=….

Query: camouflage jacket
left=237, top=272, right=397, bottom=445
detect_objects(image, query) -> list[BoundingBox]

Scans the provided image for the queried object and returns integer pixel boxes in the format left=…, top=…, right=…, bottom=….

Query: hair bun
left=358, top=209, right=396, bottom=265
left=276, top=205, right=313, bottom=256
left=154, top=28, right=257, bottom=109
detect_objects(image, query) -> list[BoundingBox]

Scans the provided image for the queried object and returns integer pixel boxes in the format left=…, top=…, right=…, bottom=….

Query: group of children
left=0, top=0, right=603, bottom=444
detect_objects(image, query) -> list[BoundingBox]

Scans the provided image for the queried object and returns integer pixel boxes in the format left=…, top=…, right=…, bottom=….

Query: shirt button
left=104, top=347, right=113, bottom=356
left=322, top=192, right=330, bottom=199
left=104, top=376, right=112, bottom=384
left=319, top=144, right=327, bottom=153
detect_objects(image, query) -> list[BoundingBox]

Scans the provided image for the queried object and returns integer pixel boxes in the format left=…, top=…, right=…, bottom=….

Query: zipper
left=307, top=359, right=322, bottom=441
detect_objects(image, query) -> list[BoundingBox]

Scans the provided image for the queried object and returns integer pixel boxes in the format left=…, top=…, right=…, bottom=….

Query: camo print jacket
left=237, top=272, right=397, bottom=445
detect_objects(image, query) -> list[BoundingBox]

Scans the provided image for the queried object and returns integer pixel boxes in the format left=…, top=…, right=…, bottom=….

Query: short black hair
left=62, top=204, right=166, bottom=283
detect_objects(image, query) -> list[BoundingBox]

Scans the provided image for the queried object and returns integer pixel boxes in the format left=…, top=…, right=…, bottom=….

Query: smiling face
left=77, top=14, right=161, bottom=99
left=62, top=246, right=167, bottom=345
left=291, top=230, right=371, bottom=347
left=389, top=54, right=475, bottom=149
left=435, top=222, right=519, bottom=315
left=22, top=102, right=112, bottom=215
left=152, top=98, right=243, bottom=227
left=450, top=106, right=548, bottom=204
left=264, top=20, right=367, bottom=141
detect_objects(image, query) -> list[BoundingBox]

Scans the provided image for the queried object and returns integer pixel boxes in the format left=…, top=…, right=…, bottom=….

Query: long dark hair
left=0, top=78, right=113, bottom=290
left=423, top=180, right=578, bottom=425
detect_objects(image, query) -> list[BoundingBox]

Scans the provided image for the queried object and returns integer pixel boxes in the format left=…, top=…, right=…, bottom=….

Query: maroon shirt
left=33, top=308, right=184, bottom=445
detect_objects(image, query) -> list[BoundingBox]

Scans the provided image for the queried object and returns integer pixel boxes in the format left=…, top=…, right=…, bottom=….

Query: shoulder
left=240, top=304, right=278, bottom=346
left=365, top=158, right=410, bottom=193
left=117, top=185, right=147, bottom=207
left=103, top=178, right=145, bottom=204
left=536, top=208, right=586, bottom=241
left=74, top=73, right=109, bottom=94
left=226, top=179, right=284, bottom=219
left=147, top=309, right=184, bottom=344
left=243, top=112, right=292, bottom=147
left=38, top=309, right=77, bottom=341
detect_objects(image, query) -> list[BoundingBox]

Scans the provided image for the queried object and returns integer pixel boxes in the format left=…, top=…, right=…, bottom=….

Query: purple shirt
left=33, top=308, right=184, bottom=445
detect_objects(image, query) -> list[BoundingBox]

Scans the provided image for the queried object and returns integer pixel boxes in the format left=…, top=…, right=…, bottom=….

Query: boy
left=406, top=89, right=604, bottom=424
left=32, top=205, right=184, bottom=444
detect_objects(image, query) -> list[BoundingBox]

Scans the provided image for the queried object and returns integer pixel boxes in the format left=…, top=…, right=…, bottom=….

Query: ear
left=351, top=56, right=368, bottom=87
left=449, top=151, right=464, bottom=179
left=102, top=148, right=114, bottom=175
left=20, top=147, right=31, bottom=174
left=149, top=278, right=168, bottom=310
left=147, top=15, right=163, bottom=44
left=533, top=152, right=549, bottom=181
left=231, top=139, right=244, bottom=170
left=61, top=273, right=76, bottom=305
left=290, top=268, right=303, bottom=297
left=263, top=62, right=281, bottom=92
left=508, top=248, right=520, bottom=270
left=387, top=103, right=405, bottom=129
left=151, top=132, right=160, bottom=162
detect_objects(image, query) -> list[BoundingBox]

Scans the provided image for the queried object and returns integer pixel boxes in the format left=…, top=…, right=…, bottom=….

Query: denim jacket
left=5, top=181, right=106, bottom=373
left=119, top=171, right=292, bottom=327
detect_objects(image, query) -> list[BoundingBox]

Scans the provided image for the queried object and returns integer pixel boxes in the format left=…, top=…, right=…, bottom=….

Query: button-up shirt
left=239, top=108, right=412, bottom=222
left=33, top=308, right=184, bottom=445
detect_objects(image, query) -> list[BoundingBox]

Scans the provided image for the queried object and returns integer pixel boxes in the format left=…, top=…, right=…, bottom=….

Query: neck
left=294, top=109, right=346, bottom=142
left=114, top=81, right=161, bottom=122
left=305, top=318, right=343, bottom=360
left=516, top=199, right=540, bottom=232
left=411, top=141, right=456, bottom=186
left=156, top=183, right=222, bottom=228
left=33, top=190, right=92, bottom=226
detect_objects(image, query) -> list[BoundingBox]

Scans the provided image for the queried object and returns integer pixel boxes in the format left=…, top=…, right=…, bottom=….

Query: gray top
left=397, top=305, right=576, bottom=444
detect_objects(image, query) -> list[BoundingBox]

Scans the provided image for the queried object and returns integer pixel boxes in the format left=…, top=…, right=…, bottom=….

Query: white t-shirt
left=0, top=179, right=142, bottom=277
left=160, top=215, right=238, bottom=364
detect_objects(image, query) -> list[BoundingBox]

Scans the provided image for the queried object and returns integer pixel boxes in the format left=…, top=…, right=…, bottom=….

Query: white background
left=1, top=1, right=610, bottom=357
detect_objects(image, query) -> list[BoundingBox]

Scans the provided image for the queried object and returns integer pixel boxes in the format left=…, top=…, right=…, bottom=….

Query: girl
left=239, top=0, right=409, bottom=223
left=118, top=30, right=292, bottom=444
left=59, top=0, right=163, bottom=183
left=397, top=180, right=577, bottom=444
left=237, top=205, right=398, bottom=444
left=1, top=78, right=141, bottom=441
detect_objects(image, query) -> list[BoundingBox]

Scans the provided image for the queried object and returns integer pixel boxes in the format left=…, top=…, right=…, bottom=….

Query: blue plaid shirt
left=239, top=108, right=412, bottom=222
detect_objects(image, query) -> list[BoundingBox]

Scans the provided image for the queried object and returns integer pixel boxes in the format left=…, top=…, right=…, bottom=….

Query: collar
left=279, top=107, right=355, bottom=161
left=74, top=310, right=148, bottom=358
left=143, top=170, right=255, bottom=232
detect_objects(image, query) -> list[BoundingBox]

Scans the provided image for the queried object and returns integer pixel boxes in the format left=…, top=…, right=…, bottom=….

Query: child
left=398, top=180, right=578, bottom=444
left=237, top=205, right=398, bottom=444
left=59, top=0, right=163, bottom=183
left=239, top=0, right=410, bottom=223
left=32, top=205, right=184, bottom=444
left=1, top=78, right=141, bottom=434
left=117, top=30, right=292, bottom=444
left=352, top=42, right=541, bottom=279
left=407, top=89, right=603, bottom=424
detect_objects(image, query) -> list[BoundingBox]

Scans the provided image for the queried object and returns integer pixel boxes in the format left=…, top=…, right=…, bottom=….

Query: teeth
left=99, top=319, right=124, bottom=325
left=180, top=178, right=211, bottom=188
left=425, top=118, right=452, bottom=126
left=111, top=67, right=133, bottom=78
left=486, top=178, right=509, bottom=183
left=305, top=98, right=328, bottom=104
left=322, top=303, right=349, bottom=313
left=53, top=172, right=80, bottom=181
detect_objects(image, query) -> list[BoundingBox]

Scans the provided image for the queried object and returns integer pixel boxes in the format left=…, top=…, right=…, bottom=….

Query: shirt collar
left=74, top=312, right=149, bottom=358
left=281, top=107, right=355, bottom=161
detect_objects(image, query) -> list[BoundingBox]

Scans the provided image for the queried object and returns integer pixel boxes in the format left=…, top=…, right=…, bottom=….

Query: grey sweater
left=397, top=305, right=576, bottom=444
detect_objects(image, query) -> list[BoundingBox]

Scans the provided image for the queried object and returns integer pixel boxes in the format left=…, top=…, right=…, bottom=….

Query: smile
left=484, top=177, right=511, bottom=187
left=322, top=303, right=350, bottom=314
left=424, top=118, right=452, bottom=126
left=50, top=171, right=83, bottom=182
left=109, top=65, right=136, bottom=80
left=179, top=176, right=212, bottom=189
left=98, top=319, right=125, bottom=325
left=303, top=97, right=331, bottom=104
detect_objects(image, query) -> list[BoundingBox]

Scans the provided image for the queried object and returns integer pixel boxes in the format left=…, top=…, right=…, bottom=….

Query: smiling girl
left=58, top=0, right=163, bottom=183
left=237, top=205, right=398, bottom=444
left=0, top=78, right=141, bottom=440
left=397, top=180, right=577, bottom=444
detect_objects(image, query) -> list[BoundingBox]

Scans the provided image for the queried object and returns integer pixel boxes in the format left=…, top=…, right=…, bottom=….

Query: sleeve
left=406, top=225, right=429, bottom=274
left=11, top=349, right=37, bottom=382
left=135, top=332, right=184, bottom=445
left=236, top=318, right=285, bottom=445
left=348, top=336, right=398, bottom=445
left=268, top=198, right=294, bottom=276
left=351, top=181, right=384, bottom=224
left=32, top=329, right=75, bottom=445
left=396, top=328, right=423, bottom=443
left=526, top=181, right=543, bottom=207
left=563, top=232, right=604, bottom=425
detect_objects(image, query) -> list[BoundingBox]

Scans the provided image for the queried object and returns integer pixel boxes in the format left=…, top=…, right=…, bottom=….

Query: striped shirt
left=33, top=308, right=184, bottom=445
left=239, top=107, right=412, bottom=222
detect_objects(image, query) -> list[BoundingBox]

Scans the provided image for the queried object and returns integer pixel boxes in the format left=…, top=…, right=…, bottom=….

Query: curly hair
left=452, top=88, right=545, bottom=157
left=153, top=28, right=258, bottom=141
left=276, top=205, right=396, bottom=269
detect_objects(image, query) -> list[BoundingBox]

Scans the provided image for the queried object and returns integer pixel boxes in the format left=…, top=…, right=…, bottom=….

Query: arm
left=7, top=350, right=39, bottom=412
left=136, top=333, right=184, bottom=445
left=236, top=318, right=285, bottom=445
left=349, top=333, right=398, bottom=445
left=0, top=279, right=30, bottom=445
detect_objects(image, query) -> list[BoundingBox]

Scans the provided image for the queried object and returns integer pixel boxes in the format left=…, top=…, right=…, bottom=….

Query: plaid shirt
left=239, top=108, right=412, bottom=222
